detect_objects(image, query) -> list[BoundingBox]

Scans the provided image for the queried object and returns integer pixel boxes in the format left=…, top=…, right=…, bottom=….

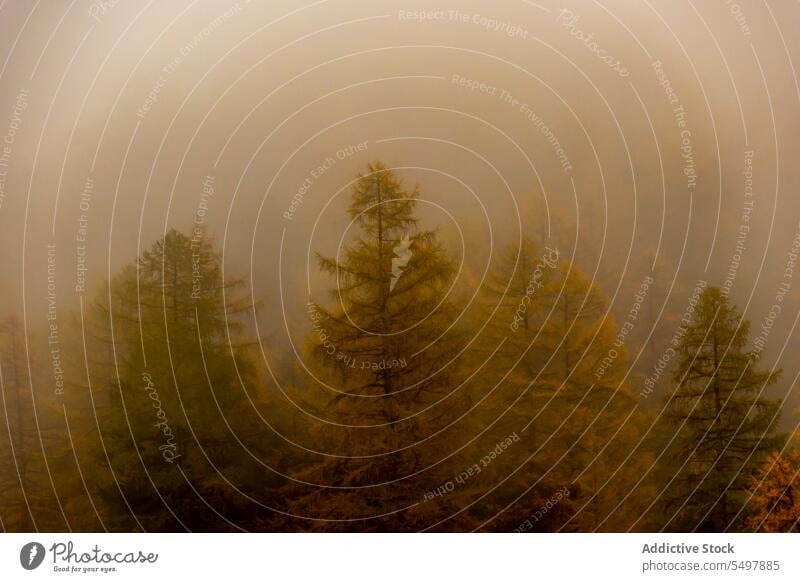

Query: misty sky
left=1, top=0, right=799, bottom=389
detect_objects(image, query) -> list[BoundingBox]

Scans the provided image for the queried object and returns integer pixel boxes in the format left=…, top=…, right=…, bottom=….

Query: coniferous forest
left=1, top=162, right=797, bottom=532
left=1, top=1, right=800, bottom=539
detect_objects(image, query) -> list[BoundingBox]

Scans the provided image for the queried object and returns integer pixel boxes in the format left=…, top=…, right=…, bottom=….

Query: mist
left=1, top=0, right=799, bottom=533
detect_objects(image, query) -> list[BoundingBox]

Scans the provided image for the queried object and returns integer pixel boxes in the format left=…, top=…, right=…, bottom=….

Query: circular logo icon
left=19, top=542, right=46, bottom=570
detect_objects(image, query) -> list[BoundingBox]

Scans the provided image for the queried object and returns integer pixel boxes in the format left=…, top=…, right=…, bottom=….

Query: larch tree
left=0, top=314, right=38, bottom=530
left=0, top=314, right=76, bottom=531
left=745, top=437, right=800, bottom=532
left=459, top=236, right=567, bottom=530
left=538, top=261, right=654, bottom=532
left=87, top=228, right=266, bottom=531
left=661, top=287, right=782, bottom=531
left=467, top=240, right=654, bottom=531
left=289, top=162, right=469, bottom=529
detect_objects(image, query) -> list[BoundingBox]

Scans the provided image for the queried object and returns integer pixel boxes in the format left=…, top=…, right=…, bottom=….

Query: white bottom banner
left=1, top=533, right=797, bottom=581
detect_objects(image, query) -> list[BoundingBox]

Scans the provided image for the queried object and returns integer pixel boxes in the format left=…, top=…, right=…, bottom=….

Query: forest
left=1, top=162, right=797, bottom=533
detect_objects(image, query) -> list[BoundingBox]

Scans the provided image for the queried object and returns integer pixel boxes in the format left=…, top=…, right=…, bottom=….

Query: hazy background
left=1, top=0, right=799, bottom=412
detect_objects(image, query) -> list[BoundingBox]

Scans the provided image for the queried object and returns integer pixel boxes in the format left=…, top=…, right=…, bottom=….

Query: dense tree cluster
left=0, top=164, right=794, bottom=532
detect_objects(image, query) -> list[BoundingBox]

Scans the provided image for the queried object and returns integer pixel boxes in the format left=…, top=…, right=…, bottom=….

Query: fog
left=1, top=0, right=799, bottom=532
left=1, top=1, right=796, bottom=362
